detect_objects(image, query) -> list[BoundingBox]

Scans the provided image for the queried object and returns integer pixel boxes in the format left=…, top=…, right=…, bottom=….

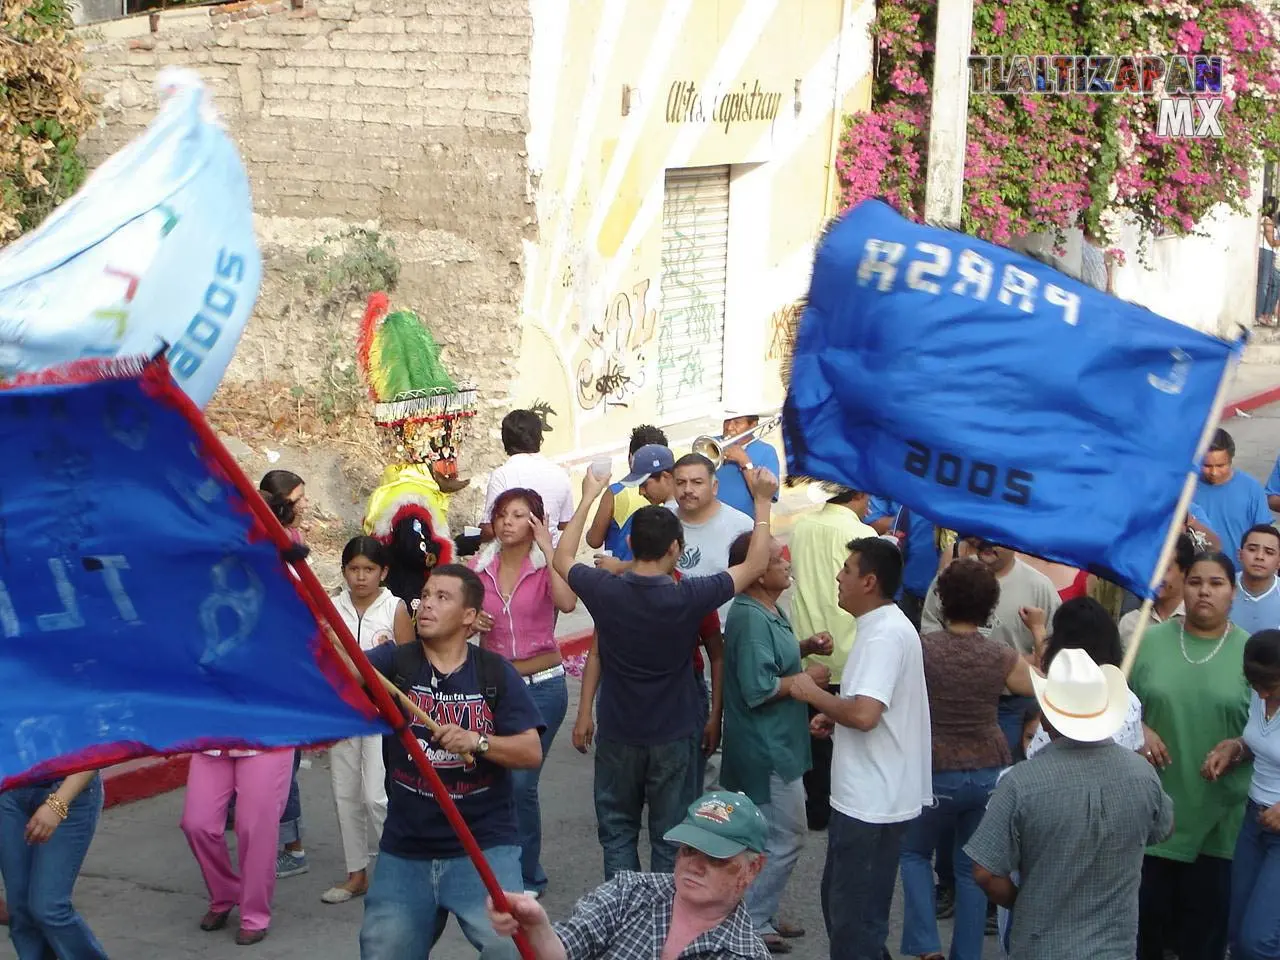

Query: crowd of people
left=6, top=411, right=1280, bottom=960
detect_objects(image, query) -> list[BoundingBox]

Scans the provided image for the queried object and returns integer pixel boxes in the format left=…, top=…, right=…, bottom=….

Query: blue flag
left=0, top=361, right=387, bottom=787
left=783, top=200, right=1240, bottom=598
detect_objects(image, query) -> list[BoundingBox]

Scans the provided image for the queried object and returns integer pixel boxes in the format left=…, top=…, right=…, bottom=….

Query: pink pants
left=180, top=751, right=293, bottom=932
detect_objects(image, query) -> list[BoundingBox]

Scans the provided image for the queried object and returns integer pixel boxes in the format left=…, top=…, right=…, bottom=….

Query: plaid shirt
left=552, top=872, right=768, bottom=960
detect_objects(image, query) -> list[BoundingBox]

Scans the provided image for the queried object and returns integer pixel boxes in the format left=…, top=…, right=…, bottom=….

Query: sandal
left=321, top=883, right=367, bottom=904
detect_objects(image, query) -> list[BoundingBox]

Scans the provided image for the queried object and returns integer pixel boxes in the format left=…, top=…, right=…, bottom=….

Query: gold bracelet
left=44, top=794, right=69, bottom=821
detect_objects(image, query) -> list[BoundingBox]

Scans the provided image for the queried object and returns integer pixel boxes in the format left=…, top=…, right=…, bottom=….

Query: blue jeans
left=997, top=696, right=1035, bottom=761
left=1230, top=799, right=1280, bottom=960
left=594, top=734, right=698, bottom=879
left=509, top=673, right=568, bottom=893
left=359, top=845, right=522, bottom=960
left=0, top=776, right=107, bottom=960
left=747, top=774, right=807, bottom=933
left=900, top=766, right=1001, bottom=960
left=279, top=748, right=302, bottom=846
left=690, top=671, right=711, bottom=795
left=822, top=810, right=907, bottom=960
left=1259, top=248, right=1279, bottom=319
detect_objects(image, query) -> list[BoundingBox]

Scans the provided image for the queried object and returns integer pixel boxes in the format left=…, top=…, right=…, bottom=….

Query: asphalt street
left=1, top=404, right=1278, bottom=960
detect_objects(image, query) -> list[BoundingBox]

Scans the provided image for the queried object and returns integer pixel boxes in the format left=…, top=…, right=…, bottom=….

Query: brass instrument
left=691, top=413, right=782, bottom=469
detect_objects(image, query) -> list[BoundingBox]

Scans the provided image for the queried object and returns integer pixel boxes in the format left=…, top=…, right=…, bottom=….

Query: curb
left=1224, top=383, right=1280, bottom=420
left=103, top=754, right=191, bottom=810
left=102, top=378, right=1280, bottom=811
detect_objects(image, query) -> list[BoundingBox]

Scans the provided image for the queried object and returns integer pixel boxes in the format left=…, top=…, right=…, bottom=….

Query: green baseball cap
left=662, top=791, right=769, bottom=859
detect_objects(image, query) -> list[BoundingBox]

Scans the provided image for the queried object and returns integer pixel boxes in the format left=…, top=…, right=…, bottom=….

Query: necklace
left=1179, top=622, right=1232, bottom=665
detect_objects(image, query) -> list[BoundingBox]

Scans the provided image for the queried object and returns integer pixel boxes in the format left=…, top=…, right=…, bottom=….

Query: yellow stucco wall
left=517, top=0, right=873, bottom=462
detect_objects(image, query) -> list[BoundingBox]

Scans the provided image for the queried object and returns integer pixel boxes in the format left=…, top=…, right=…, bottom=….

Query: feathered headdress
left=357, top=293, right=477, bottom=472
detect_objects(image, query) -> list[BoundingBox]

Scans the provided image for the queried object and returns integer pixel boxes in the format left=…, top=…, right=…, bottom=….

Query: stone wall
left=77, top=0, right=535, bottom=520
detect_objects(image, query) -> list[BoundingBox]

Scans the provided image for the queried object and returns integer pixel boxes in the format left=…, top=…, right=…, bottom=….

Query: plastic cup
left=590, top=457, right=612, bottom=479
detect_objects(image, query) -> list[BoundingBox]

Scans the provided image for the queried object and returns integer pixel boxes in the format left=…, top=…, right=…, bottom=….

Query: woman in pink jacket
left=470, top=487, right=577, bottom=896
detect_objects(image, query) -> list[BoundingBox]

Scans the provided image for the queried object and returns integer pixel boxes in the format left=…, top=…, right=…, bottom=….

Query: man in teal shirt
left=720, top=531, right=832, bottom=952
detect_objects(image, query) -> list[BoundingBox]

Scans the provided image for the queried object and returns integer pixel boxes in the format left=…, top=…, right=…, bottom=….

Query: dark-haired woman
left=260, top=470, right=308, bottom=545
left=469, top=487, right=576, bottom=896
left=1023, top=598, right=1146, bottom=759
left=900, top=558, right=1034, bottom=960
left=258, top=470, right=311, bottom=879
left=322, top=536, right=414, bottom=905
left=1202, top=628, right=1280, bottom=960
left=1131, top=552, right=1251, bottom=960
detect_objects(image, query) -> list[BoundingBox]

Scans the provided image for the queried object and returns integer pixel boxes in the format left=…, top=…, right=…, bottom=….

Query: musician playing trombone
left=710, top=409, right=781, bottom=518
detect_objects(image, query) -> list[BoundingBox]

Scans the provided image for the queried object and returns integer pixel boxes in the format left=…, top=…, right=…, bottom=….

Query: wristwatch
left=475, top=734, right=490, bottom=755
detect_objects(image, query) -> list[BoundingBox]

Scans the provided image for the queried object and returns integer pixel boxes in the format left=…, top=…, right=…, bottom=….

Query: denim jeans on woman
left=510, top=672, right=568, bottom=894
left=1230, top=799, right=1280, bottom=960
left=0, top=775, right=107, bottom=960
left=1258, top=247, right=1279, bottom=319
left=900, top=766, right=1002, bottom=960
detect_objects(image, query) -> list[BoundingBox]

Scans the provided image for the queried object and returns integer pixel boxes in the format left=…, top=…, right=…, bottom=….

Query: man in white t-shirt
left=792, top=536, right=930, bottom=960
left=481, top=409, right=574, bottom=546
left=672, top=453, right=754, bottom=626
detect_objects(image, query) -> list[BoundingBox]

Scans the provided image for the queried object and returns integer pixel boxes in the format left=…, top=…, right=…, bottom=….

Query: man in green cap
left=486, top=791, right=771, bottom=960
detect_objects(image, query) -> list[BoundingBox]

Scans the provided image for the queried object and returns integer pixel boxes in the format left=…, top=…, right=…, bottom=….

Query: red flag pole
left=155, top=363, right=535, bottom=960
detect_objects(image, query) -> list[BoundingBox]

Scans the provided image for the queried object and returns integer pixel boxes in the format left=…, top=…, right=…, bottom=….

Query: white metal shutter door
left=657, top=165, right=729, bottom=421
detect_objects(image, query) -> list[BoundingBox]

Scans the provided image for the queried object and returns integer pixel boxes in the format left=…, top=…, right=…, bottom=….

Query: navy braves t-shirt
left=367, top=643, right=544, bottom=860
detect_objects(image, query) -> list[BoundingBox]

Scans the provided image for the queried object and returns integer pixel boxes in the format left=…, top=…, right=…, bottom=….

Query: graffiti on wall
left=529, top=399, right=557, bottom=432
left=656, top=190, right=715, bottom=412
left=576, top=280, right=659, bottom=410
left=766, top=302, right=802, bottom=363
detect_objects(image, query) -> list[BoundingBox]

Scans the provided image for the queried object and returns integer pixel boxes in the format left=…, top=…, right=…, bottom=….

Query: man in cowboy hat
left=486, top=791, right=771, bottom=960
left=964, top=649, right=1174, bottom=960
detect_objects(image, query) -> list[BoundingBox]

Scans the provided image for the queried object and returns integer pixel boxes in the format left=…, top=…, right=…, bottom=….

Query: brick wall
left=78, top=0, right=535, bottom=492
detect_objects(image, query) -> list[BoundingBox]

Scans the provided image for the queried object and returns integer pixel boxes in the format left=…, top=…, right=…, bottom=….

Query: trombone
left=691, top=413, right=782, bottom=469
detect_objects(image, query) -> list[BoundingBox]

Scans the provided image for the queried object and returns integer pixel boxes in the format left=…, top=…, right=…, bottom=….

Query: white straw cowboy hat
left=1030, top=648, right=1130, bottom=743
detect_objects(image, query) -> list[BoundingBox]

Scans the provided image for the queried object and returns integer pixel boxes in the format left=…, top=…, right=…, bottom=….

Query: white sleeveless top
left=334, top=587, right=403, bottom=651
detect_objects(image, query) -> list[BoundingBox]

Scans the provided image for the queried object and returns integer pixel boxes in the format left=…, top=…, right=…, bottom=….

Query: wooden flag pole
left=1121, top=356, right=1240, bottom=678
left=159, top=361, right=532, bottom=960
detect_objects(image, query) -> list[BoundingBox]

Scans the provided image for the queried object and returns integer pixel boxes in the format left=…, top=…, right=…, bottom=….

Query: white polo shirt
left=830, top=602, right=932, bottom=824
left=483, top=453, right=575, bottom=545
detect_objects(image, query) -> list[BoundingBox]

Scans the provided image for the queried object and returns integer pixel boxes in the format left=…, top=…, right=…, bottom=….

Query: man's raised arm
left=553, top=469, right=612, bottom=582
left=727, top=467, right=779, bottom=593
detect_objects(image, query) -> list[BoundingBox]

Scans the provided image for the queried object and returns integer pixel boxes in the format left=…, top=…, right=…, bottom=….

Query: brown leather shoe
left=236, top=928, right=268, bottom=946
left=773, top=918, right=806, bottom=938
left=761, top=934, right=792, bottom=954
left=199, top=908, right=232, bottom=932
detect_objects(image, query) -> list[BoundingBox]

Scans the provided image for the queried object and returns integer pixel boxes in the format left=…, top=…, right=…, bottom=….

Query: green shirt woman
left=1130, top=552, right=1251, bottom=960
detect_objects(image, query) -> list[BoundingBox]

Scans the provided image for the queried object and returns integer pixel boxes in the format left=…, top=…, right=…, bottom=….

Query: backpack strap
left=470, top=645, right=506, bottom=717
left=391, top=641, right=426, bottom=693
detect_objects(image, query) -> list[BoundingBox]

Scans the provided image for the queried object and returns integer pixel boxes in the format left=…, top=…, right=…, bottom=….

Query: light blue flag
left=0, top=68, right=261, bottom=407
left=783, top=200, right=1240, bottom=597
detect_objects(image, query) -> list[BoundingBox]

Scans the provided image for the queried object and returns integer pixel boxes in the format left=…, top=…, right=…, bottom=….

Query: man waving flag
left=783, top=200, right=1240, bottom=598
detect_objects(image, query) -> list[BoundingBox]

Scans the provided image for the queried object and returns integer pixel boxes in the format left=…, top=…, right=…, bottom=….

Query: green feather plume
left=377, top=310, right=457, bottom=400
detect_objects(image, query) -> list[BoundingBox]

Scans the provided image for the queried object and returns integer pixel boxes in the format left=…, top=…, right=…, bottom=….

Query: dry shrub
left=0, top=0, right=93, bottom=238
